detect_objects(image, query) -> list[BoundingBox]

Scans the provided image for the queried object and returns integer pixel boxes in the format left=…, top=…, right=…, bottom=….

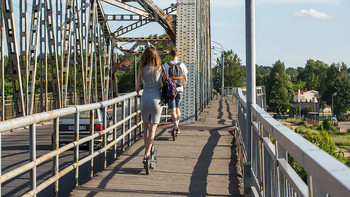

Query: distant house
left=293, top=89, right=320, bottom=113
left=293, top=88, right=318, bottom=103
left=118, top=60, right=134, bottom=71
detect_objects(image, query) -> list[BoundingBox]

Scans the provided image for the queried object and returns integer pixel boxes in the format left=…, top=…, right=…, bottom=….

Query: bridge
left=0, top=0, right=349, bottom=196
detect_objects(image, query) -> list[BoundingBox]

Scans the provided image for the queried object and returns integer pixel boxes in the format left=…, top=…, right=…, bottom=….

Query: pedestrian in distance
left=164, top=48, right=188, bottom=134
left=136, top=47, right=164, bottom=169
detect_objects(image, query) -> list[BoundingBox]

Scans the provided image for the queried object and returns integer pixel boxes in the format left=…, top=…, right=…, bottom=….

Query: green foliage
left=256, top=65, right=271, bottom=76
left=322, top=119, right=332, bottom=131
left=319, top=63, right=350, bottom=116
left=304, top=130, right=345, bottom=161
left=223, top=50, right=246, bottom=87
left=257, top=73, right=269, bottom=86
left=295, top=125, right=310, bottom=134
left=286, top=67, right=298, bottom=83
left=4, top=82, right=13, bottom=96
left=301, top=106, right=313, bottom=116
left=298, top=59, right=328, bottom=91
left=212, top=50, right=245, bottom=91
left=292, top=80, right=306, bottom=92
left=266, top=60, right=294, bottom=114
left=284, top=118, right=305, bottom=125
left=347, top=128, right=350, bottom=134
left=116, top=61, right=137, bottom=93
left=288, top=154, right=307, bottom=183
left=289, top=105, right=299, bottom=116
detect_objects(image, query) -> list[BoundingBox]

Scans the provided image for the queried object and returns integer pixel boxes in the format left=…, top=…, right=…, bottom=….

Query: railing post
left=0, top=132, right=1, bottom=196
left=89, top=110, right=94, bottom=179
left=134, top=96, right=137, bottom=141
left=128, top=97, right=132, bottom=147
left=113, top=103, right=117, bottom=159
left=53, top=118, right=59, bottom=196
left=122, top=100, right=125, bottom=151
left=74, top=112, right=79, bottom=187
left=30, top=123, right=37, bottom=196
left=103, top=107, right=107, bottom=169
left=245, top=0, right=256, bottom=194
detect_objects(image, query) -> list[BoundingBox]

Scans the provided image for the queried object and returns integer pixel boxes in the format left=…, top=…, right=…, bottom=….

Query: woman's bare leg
left=144, top=123, right=158, bottom=158
left=143, top=116, right=151, bottom=158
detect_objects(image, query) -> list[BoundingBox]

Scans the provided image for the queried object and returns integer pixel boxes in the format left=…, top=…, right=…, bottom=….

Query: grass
left=283, top=118, right=305, bottom=125
left=330, top=133, right=350, bottom=149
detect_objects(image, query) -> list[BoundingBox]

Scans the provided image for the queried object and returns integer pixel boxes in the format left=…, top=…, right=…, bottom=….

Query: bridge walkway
left=70, top=97, right=243, bottom=196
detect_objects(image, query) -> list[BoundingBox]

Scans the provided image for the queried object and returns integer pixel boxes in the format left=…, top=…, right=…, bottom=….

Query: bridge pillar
left=177, top=0, right=211, bottom=123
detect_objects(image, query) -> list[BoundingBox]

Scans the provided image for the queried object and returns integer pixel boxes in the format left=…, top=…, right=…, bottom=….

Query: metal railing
left=0, top=91, right=151, bottom=196
left=232, top=87, right=350, bottom=196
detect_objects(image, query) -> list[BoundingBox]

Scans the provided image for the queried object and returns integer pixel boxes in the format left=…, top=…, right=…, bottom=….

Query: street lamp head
left=333, top=92, right=337, bottom=96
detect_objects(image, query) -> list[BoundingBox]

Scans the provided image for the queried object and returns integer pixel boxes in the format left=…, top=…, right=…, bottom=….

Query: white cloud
left=293, top=9, right=330, bottom=20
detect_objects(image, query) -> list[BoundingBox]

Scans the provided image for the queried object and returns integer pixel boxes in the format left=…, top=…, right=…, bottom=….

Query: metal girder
left=61, top=0, right=73, bottom=106
left=113, top=4, right=177, bottom=40
left=27, top=0, right=42, bottom=115
left=114, top=37, right=171, bottom=42
left=2, top=0, right=26, bottom=117
left=95, top=20, right=103, bottom=102
left=113, top=17, right=153, bottom=37
left=72, top=0, right=86, bottom=105
left=0, top=0, right=4, bottom=120
left=101, top=0, right=148, bottom=17
left=136, top=0, right=176, bottom=43
left=96, top=0, right=112, bottom=36
left=104, top=14, right=150, bottom=21
left=20, top=0, right=29, bottom=113
left=85, top=1, right=97, bottom=103
left=39, top=0, right=48, bottom=112
left=46, top=0, right=62, bottom=109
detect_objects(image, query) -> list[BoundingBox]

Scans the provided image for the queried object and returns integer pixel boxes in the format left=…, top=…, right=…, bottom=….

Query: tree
left=297, top=59, right=328, bottom=92
left=320, top=63, right=350, bottom=116
left=223, top=50, right=245, bottom=87
left=266, top=60, right=294, bottom=114
left=212, top=50, right=245, bottom=91
left=301, top=106, right=313, bottom=116
left=286, top=67, right=298, bottom=83
left=257, top=73, right=269, bottom=86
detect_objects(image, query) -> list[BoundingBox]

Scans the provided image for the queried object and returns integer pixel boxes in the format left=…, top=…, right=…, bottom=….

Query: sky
left=6, top=0, right=350, bottom=69
left=155, top=0, right=350, bottom=68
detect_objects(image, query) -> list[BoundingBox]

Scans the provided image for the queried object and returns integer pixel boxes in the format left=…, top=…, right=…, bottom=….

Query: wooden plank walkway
left=70, top=98, right=243, bottom=196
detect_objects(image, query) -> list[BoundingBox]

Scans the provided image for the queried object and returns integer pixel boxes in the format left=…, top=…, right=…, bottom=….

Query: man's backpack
left=167, top=62, right=183, bottom=87
left=160, top=64, right=177, bottom=105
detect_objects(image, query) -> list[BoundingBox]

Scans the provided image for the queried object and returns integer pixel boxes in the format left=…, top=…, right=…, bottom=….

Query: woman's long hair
left=139, top=47, right=161, bottom=81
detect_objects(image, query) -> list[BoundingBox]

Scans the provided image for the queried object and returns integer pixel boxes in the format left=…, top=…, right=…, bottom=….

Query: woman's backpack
left=160, top=64, right=177, bottom=105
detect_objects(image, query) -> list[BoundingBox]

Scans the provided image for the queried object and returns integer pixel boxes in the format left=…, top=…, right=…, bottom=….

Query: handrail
left=233, top=87, right=350, bottom=196
left=0, top=90, right=168, bottom=196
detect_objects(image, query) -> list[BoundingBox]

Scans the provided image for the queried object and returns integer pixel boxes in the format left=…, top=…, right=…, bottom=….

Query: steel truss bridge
left=1, top=0, right=349, bottom=197
left=0, top=0, right=211, bottom=122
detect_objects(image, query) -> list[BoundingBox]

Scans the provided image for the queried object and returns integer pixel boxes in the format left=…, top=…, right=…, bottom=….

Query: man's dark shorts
left=168, top=92, right=183, bottom=109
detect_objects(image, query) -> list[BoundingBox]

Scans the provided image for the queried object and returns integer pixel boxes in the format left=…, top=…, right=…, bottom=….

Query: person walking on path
left=136, top=47, right=164, bottom=164
left=164, top=48, right=188, bottom=134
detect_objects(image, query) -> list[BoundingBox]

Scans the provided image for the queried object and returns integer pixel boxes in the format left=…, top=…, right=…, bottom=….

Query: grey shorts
left=168, top=92, right=183, bottom=109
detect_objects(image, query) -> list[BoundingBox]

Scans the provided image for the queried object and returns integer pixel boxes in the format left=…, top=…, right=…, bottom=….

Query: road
left=1, top=105, right=169, bottom=196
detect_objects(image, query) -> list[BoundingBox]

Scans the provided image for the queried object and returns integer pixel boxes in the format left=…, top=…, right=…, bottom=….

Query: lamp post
left=212, top=41, right=224, bottom=99
left=332, top=92, right=337, bottom=122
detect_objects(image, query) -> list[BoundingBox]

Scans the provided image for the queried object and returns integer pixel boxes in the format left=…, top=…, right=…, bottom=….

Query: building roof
left=294, top=88, right=308, bottom=95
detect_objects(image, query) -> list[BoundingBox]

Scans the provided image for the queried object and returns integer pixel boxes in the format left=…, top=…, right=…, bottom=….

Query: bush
left=301, top=106, right=313, bottom=116
left=295, top=125, right=309, bottom=134
left=346, top=159, right=350, bottom=167
left=288, top=154, right=307, bottom=183
left=347, top=128, right=350, bottom=134
left=322, top=119, right=332, bottom=131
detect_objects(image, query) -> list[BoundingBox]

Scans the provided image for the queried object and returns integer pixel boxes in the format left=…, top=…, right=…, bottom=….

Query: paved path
left=70, top=98, right=243, bottom=196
